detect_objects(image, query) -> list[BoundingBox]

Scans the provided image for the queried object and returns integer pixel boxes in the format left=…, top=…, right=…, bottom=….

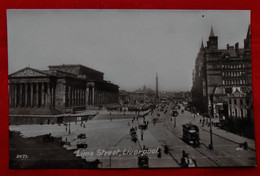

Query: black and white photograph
left=7, top=10, right=256, bottom=169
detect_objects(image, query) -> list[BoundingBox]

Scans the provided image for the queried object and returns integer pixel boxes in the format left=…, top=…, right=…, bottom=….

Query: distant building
left=119, top=86, right=155, bottom=105
left=9, top=64, right=119, bottom=116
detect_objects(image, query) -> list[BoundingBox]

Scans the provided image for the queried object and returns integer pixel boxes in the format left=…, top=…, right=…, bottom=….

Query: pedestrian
left=157, top=148, right=161, bottom=158
left=164, top=144, right=169, bottom=154
left=141, top=131, right=144, bottom=140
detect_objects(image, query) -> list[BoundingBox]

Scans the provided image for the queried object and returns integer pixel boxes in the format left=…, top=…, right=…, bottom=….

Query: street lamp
left=209, top=93, right=215, bottom=150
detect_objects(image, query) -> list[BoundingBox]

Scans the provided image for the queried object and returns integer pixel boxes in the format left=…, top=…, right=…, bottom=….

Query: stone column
left=67, top=86, right=70, bottom=107
left=30, top=83, right=34, bottom=107
left=9, top=84, right=13, bottom=108
left=36, top=83, right=39, bottom=107
left=78, top=89, right=80, bottom=106
left=50, top=84, right=53, bottom=107
left=46, top=83, right=51, bottom=107
left=25, top=83, right=28, bottom=108
left=9, top=84, right=11, bottom=108
left=51, top=84, right=55, bottom=108
left=92, top=87, right=95, bottom=106
left=41, top=83, right=45, bottom=107
left=15, top=84, right=18, bottom=108
left=69, top=86, right=72, bottom=107
left=86, top=87, right=89, bottom=106
left=80, top=89, right=82, bottom=106
left=77, top=89, right=79, bottom=106
left=72, top=88, right=74, bottom=106
left=19, top=83, right=23, bottom=107
left=75, top=89, right=77, bottom=106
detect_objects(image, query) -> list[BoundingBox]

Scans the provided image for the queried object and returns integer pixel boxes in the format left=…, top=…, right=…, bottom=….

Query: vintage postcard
left=7, top=10, right=256, bottom=169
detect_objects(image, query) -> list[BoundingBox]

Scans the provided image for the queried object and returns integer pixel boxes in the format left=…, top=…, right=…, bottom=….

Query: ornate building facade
left=191, top=25, right=252, bottom=119
left=9, top=64, right=119, bottom=115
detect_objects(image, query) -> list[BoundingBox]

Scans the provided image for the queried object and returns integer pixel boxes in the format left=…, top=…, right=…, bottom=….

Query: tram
left=182, top=123, right=200, bottom=147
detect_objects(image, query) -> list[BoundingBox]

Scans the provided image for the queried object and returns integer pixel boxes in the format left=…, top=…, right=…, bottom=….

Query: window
left=234, top=99, right=237, bottom=105
left=240, top=99, right=243, bottom=105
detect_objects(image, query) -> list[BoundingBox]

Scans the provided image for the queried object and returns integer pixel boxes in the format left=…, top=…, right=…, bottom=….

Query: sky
left=7, top=10, right=250, bottom=92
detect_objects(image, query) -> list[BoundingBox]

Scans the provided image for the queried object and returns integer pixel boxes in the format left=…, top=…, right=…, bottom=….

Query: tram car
left=182, top=123, right=200, bottom=147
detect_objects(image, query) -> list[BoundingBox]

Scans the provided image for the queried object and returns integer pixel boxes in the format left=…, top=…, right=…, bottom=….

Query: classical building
left=191, top=25, right=252, bottom=118
left=9, top=64, right=119, bottom=115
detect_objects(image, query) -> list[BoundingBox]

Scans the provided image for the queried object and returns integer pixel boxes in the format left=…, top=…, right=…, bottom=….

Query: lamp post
left=209, top=94, right=214, bottom=150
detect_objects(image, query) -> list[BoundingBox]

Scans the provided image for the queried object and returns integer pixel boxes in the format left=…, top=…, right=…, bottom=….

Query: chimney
left=226, top=44, right=229, bottom=49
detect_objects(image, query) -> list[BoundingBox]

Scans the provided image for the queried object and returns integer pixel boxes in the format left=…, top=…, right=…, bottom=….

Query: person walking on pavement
left=141, top=130, right=144, bottom=140
left=157, top=148, right=161, bottom=158
left=164, top=144, right=169, bottom=154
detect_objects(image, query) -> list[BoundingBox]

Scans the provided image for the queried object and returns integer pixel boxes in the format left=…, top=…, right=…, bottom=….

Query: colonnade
left=9, top=82, right=55, bottom=108
left=86, top=86, right=119, bottom=106
left=66, top=86, right=86, bottom=107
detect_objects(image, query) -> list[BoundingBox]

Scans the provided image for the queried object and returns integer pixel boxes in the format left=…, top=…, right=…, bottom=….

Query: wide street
left=9, top=103, right=256, bottom=168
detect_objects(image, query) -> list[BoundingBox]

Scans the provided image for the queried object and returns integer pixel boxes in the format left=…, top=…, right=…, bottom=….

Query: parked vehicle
left=77, top=133, right=88, bottom=149
left=43, top=133, right=55, bottom=142
left=138, top=156, right=149, bottom=168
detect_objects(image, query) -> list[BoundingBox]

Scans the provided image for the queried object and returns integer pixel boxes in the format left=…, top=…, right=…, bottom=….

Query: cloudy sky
left=7, top=10, right=250, bottom=91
